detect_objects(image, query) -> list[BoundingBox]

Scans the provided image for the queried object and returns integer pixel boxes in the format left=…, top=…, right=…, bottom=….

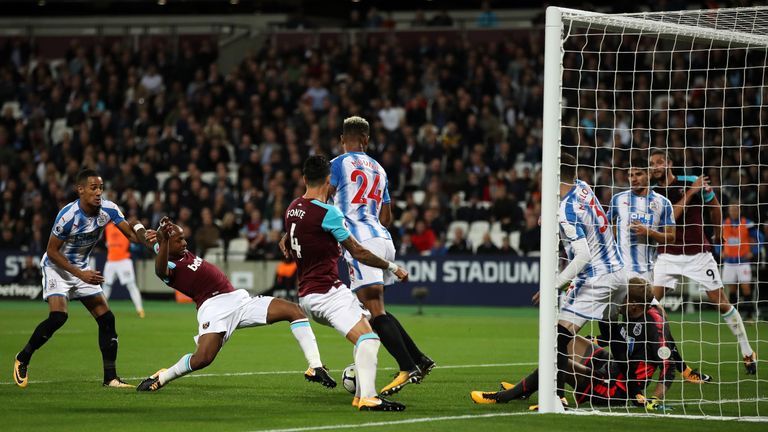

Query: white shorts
left=722, top=263, right=752, bottom=285
left=653, top=253, right=723, bottom=292
left=560, top=269, right=628, bottom=328
left=104, top=259, right=136, bottom=285
left=194, top=289, right=274, bottom=344
left=299, top=285, right=370, bottom=337
left=42, top=265, right=103, bottom=301
left=344, top=237, right=396, bottom=291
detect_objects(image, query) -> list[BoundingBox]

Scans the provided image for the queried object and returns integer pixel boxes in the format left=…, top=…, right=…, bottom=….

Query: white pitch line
left=0, top=362, right=536, bottom=385
left=248, top=412, right=534, bottom=432
left=248, top=408, right=768, bottom=432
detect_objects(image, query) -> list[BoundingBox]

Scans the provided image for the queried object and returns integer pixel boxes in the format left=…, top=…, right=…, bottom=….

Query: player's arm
left=707, top=193, right=723, bottom=245
left=45, top=235, right=104, bottom=284
left=671, top=175, right=708, bottom=221
left=379, top=202, right=392, bottom=227
left=555, top=212, right=591, bottom=289
left=114, top=219, right=154, bottom=250
left=631, top=223, right=675, bottom=244
left=153, top=224, right=171, bottom=281
left=321, top=204, right=407, bottom=281
left=341, top=235, right=408, bottom=281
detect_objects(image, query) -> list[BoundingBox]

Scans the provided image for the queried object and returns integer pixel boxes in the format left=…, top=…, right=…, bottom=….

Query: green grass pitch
left=0, top=300, right=766, bottom=431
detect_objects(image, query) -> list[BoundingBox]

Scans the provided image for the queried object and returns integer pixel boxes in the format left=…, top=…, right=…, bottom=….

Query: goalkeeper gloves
left=636, top=394, right=671, bottom=412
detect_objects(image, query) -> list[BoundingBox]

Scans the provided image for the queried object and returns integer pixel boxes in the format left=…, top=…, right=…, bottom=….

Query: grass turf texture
left=0, top=300, right=766, bottom=432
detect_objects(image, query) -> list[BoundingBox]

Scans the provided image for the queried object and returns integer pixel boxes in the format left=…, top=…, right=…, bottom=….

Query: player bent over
left=13, top=169, right=148, bottom=388
left=472, top=278, right=678, bottom=411
left=136, top=219, right=335, bottom=392
left=282, top=155, right=409, bottom=411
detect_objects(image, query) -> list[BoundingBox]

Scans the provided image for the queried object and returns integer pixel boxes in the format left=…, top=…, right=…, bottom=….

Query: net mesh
left=554, top=6, right=768, bottom=418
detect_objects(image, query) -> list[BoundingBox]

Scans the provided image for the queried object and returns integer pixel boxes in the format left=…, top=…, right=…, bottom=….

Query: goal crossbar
left=560, top=6, right=768, bottom=48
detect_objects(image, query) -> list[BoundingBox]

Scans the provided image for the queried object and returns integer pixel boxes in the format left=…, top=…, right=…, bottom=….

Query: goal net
left=539, top=6, right=768, bottom=419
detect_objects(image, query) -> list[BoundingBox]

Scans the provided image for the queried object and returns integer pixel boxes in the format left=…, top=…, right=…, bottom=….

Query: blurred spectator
left=477, top=1, right=499, bottom=27
left=365, top=7, right=384, bottom=28
left=519, top=209, right=541, bottom=255
left=16, top=255, right=40, bottom=285
left=411, top=219, right=436, bottom=254
left=498, top=236, right=519, bottom=256
left=195, top=208, right=221, bottom=258
left=475, top=233, right=499, bottom=255
left=430, top=10, right=454, bottom=27
left=447, top=227, right=471, bottom=254
left=243, top=209, right=269, bottom=259
left=412, top=10, right=428, bottom=27
left=398, top=233, right=418, bottom=256
left=490, top=184, right=524, bottom=232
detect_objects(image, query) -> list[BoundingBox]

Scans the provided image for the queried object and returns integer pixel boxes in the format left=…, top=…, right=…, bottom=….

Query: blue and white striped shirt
left=330, top=152, right=392, bottom=242
left=559, top=180, right=624, bottom=279
left=42, top=199, right=125, bottom=270
left=608, top=190, right=675, bottom=274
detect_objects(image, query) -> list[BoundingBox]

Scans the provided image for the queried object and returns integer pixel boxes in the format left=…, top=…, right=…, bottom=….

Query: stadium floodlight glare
left=541, top=5, right=768, bottom=417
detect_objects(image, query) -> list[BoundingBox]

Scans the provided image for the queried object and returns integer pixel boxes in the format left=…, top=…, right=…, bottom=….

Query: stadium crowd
left=0, top=14, right=764, bottom=264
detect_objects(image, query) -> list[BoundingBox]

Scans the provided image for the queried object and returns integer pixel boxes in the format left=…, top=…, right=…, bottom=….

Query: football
left=341, top=364, right=356, bottom=394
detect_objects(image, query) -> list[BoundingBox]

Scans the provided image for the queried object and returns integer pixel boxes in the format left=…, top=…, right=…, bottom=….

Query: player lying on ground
left=13, top=169, right=151, bottom=388
left=135, top=218, right=336, bottom=392
left=281, top=155, right=409, bottom=411
left=472, top=278, right=678, bottom=411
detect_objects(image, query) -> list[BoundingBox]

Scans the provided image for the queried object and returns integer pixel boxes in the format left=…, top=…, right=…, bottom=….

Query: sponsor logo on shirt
left=187, top=256, right=204, bottom=271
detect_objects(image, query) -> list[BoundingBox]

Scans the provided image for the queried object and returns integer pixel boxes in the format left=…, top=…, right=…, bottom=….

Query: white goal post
left=540, top=6, right=768, bottom=416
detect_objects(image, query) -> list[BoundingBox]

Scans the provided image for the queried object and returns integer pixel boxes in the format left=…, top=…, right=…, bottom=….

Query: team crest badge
left=657, top=346, right=672, bottom=360
left=96, top=213, right=108, bottom=226
left=633, top=323, right=642, bottom=336
left=202, top=322, right=210, bottom=329
left=649, top=201, right=660, bottom=211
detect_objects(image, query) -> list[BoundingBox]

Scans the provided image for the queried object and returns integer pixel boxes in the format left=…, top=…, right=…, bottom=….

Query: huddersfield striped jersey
left=559, top=180, right=624, bottom=278
left=608, top=190, right=675, bottom=274
left=42, top=199, right=125, bottom=270
left=330, top=152, right=392, bottom=243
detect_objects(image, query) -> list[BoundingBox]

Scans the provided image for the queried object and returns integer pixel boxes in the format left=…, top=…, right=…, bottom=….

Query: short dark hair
left=630, top=157, right=648, bottom=170
left=627, top=277, right=653, bottom=305
left=303, top=155, right=330, bottom=186
left=342, top=116, right=370, bottom=137
left=560, top=152, right=577, bottom=182
left=76, top=169, right=100, bottom=185
left=650, top=148, right=669, bottom=162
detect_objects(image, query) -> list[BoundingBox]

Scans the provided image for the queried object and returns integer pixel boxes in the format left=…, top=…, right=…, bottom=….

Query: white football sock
left=102, top=281, right=112, bottom=299
left=722, top=306, right=754, bottom=356
left=290, top=319, right=322, bottom=368
left=158, top=353, right=194, bottom=385
left=126, top=281, right=144, bottom=313
left=354, top=333, right=380, bottom=399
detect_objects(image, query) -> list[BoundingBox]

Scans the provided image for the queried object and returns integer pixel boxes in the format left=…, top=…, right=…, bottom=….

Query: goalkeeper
left=472, top=278, right=677, bottom=410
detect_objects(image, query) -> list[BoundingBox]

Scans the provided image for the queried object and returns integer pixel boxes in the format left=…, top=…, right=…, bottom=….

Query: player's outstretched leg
left=13, top=307, right=68, bottom=388
left=709, top=288, right=757, bottom=374
left=265, top=298, right=335, bottom=388
left=138, top=333, right=223, bottom=391
left=387, top=312, right=435, bottom=377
